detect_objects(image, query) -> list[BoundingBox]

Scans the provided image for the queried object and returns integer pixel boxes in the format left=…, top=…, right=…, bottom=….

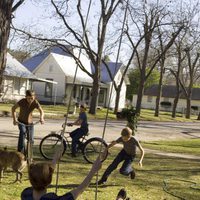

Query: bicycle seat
left=85, top=132, right=90, bottom=136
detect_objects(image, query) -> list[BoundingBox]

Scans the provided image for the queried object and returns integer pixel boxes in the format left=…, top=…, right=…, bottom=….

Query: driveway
left=0, top=117, right=200, bottom=147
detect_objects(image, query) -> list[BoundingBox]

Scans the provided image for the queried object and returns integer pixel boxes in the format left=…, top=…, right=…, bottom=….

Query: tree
left=126, top=67, right=160, bottom=101
left=126, top=1, right=184, bottom=115
left=13, top=0, right=122, bottom=115
left=8, top=49, right=30, bottom=62
left=0, top=0, right=25, bottom=95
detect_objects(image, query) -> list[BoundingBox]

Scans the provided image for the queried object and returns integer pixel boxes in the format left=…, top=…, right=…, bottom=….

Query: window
left=49, top=65, right=53, bottom=72
left=14, top=78, right=20, bottom=93
left=98, top=89, right=105, bottom=104
left=147, top=96, right=153, bottom=102
left=160, top=101, right=172, bottom=107
left=45, top=79, right=53, bottom=97
left=73, top=85, right=77, bottom=98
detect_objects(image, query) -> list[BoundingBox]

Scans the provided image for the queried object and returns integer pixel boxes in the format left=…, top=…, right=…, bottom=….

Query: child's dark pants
left=100, top=149, right=134, bottom=182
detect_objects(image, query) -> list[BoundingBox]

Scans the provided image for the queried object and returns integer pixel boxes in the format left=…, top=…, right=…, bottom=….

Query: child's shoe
left=116, top=188, right=127, bottom=199
left=97, top=179, right=106, bottom=185
left=130, top=171, right=135, bottom=179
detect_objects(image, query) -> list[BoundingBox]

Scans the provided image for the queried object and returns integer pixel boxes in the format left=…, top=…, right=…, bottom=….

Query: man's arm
left=11, top=103, right=19, bottom=125
left=38, top=106, right=44, bottom=124
left=107, top=140, right=117, bottom=150
left=51, top=148, right=63, bottom=170
left=72, top=118, right=82, bottom=126
left=137, top=142, right=145, bottom=167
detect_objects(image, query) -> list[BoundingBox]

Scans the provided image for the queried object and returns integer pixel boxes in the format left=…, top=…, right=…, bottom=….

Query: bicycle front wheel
left=39, top=133, right=66, bottom=160
left=82, top=137, right=108, bottom=164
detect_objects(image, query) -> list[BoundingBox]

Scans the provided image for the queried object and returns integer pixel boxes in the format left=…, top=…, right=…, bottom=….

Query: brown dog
left=0, top=148, right=27, bottom=183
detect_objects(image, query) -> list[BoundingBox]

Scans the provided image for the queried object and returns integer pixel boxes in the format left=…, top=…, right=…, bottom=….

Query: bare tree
left=0, top=0, right=25, bottom=95
left=154, top=27, right=166, bottom=117
left=13, top=0, right=122, bottom=114
left=126, top=1, right=184, bottom=115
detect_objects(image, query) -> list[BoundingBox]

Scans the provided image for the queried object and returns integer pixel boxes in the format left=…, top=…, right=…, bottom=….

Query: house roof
left=51, top=53, right=93, bottom=84
left=92, top=62, right=122, bottom=83
left=4, top=53, right=37, bottom=79
left=24, top=46, right=123, bottom=84
left=4, top=53, right=57, bottom=84
left=144, top=85, right=200, bottom=100
left=23, top=46, right=71, bottom=72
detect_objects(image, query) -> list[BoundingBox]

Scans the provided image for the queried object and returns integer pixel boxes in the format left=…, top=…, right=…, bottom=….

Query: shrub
left=117, top=107, right=139, bottom=135
left=191, top=106, right=198, bottom=110
left=160, top=101, right=172, bottom=107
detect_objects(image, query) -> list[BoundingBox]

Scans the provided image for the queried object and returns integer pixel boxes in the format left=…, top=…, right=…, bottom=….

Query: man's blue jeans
left=100, top=149, right=134, bottom=182
left=18, top=123, right=34, bottom=153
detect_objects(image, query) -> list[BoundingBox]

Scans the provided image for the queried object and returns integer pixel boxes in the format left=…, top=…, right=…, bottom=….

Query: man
left=67, top=104, right=88, bottom=157
left=12, top=90, right=44, bottom=153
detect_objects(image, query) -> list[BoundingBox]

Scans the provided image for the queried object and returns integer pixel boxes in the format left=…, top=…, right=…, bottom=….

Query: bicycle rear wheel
left=82, top=137, right=108, bottom=164
left=39, top=133, right=66, bottom=160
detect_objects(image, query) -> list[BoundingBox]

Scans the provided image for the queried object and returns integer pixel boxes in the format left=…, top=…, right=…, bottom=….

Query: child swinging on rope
left=21, top=149, right=102, bottom=200
left=98, top=127, right=144, bottom=185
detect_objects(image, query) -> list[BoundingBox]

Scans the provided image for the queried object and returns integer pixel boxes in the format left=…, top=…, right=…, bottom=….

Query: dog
left=0, top=148, right=27, bottom=183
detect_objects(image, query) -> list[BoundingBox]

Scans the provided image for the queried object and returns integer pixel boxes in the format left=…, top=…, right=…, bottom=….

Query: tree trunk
left=114, top=88, right=120, bottom=114
left=197, top=112, right=200, bottom=120
left=185, top=97, right=191, bottom=119
left=0, top=0, right=13, bottom=95
left=172, top=95, right=179, bottom=118
left=136, top=78, right=145, bottom=114
left=154, top=64, right=164, bottom=117
left=172, top=81, right=180, bottom=118
left=89, top=77, right=100, bottom=115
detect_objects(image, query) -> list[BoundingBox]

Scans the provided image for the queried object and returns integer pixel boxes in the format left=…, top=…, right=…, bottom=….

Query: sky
left=10, top=0, right=124, bottom=62
left=12, top=1, right=56, bottom=34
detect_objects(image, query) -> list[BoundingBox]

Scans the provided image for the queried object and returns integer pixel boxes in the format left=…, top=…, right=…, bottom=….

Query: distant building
left=132, top=85, right=200, bottom=114
left=0, top=53, right=56, bottom=103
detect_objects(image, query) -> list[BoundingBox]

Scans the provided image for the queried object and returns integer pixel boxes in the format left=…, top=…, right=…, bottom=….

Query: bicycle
left=17, top=121, right=40, bottom=165
left=39, top=123, right=108, bottom=164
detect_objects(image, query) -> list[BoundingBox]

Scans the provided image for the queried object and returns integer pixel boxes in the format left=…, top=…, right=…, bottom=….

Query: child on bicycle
left=67, top=104, right=88, bottom=157
left=12, top=90, right=44, bottom=153
left=21, top=148, right=102, bottom=200
left=98, top=127, right=144, bottom=185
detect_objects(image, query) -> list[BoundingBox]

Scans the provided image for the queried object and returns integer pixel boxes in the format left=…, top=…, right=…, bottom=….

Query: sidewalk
left=0, top=117, right=199, bottom=160
left=144, top=148, right=200, bottom=160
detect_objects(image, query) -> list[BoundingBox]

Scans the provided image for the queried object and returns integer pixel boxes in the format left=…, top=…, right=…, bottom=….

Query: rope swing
left=94, top=0, right=129, bottom=199
left=55, top=0, right=93, bottom=194
left=54, top=0, right=129, bottom=199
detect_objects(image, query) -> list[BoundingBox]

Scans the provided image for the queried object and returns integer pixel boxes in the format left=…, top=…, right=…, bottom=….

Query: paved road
left=0, top=116, right=200, bottom=148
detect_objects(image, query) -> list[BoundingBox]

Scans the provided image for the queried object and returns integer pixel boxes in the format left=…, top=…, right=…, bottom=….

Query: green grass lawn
left=0, top=146, right=200, bottom=200
left=0, top=103, right=199, bottom=122
left=142, top=139, right=200, bottom=156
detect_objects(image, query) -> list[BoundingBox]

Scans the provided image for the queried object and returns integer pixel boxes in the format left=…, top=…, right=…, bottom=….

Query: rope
left=163, top=178, right=200, bottom=199
left=94, top=1, right=129, bottom=199
left=55, top=0, right=92, bottom=194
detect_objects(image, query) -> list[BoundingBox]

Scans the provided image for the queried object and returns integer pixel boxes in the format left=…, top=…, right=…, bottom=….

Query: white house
left=132, top=85, right=200, bottom=114
left=1, top=53, right=57, bottom=103
left=1, top=53, right=36, bottom=102
left=23, top=46, right=127, bottom=109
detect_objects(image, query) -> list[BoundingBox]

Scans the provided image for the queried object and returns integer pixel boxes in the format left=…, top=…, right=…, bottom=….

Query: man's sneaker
left=130, top=171, right=135, bottom=179
left=116, top=188, right=127, bottom=199
left=97, top=179, right=106, bottom=185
